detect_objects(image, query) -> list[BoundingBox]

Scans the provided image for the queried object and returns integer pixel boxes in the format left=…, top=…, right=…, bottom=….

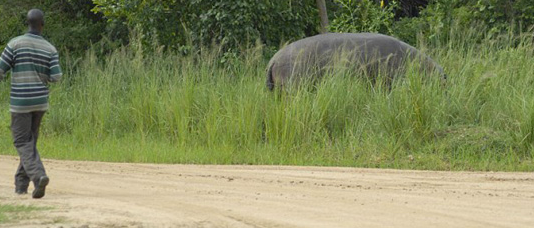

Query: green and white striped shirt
left=0, top=33, right=62, bottom=113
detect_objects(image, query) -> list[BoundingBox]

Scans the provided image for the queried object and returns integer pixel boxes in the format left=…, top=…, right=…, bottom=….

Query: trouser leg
left=31, top=111, right=44, bottom=158
left=11, top=112, right=47, bottom=186
left=14, top=160, right=30, bottom=191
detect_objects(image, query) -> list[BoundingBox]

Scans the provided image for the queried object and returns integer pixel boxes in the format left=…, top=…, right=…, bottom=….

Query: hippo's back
left=267, top=33, right=439, bottom=90
left=275, top=33, right=417, bottom=63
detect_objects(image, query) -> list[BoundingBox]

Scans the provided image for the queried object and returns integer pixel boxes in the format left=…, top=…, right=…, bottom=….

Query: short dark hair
left=27, top=9, right=45, bottom=28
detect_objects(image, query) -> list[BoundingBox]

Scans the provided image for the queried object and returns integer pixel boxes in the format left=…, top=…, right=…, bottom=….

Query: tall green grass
left=0, top=29, right=533, bottom=171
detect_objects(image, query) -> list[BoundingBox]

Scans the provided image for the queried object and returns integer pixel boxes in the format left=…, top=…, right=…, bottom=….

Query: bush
left=92, top=0, right=319, bottom=52
left=328, top=0, right=534, bottom=47
left=0, top=0, right=108, bottom=56
left=330, top=0, right=398, bottom=35
left=393, top=0, right=534, bottom=46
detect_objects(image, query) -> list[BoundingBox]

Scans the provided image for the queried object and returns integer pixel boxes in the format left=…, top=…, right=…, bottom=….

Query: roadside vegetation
left=0, top=0, right=533, bottom=171
left=1, top=26, right=533, bottom=171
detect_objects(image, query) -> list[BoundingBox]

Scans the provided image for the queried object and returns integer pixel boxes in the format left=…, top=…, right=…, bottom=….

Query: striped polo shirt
left=0, top=33, right=62, bottom=113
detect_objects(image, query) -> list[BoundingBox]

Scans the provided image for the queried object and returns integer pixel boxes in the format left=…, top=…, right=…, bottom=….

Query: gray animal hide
left=266, top=33, right=445, bottom=90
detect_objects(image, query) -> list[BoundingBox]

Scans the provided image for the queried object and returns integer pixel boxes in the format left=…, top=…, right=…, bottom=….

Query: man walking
left=0, top=9, right=62, bottom=199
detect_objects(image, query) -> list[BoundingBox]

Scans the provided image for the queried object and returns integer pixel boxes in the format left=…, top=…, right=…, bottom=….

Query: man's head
left=27, top=9, right=45, bottom=34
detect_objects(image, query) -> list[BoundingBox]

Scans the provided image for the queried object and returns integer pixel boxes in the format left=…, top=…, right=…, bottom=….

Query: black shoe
left=15, top=184, right=29, bottom=195
left=15, top=189, right=28, bottom=195
left=32, top=176, right=49, bottom=199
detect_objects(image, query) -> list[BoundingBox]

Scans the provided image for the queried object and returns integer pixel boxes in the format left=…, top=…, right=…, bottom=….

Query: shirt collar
left=27, top=31, right=42, bottom=37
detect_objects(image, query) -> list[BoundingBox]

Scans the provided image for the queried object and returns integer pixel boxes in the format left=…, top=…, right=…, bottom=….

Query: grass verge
left=0, top=28, right=533, bottom=171
left=0, top=203, right=50, bottom=224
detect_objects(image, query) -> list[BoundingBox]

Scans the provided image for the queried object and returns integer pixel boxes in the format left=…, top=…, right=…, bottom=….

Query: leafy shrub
left=393, top=0, right=534, bottom=46
left=92, top=0, right=318, bottom=52
left=330, top=0, right=398, bottom=35
left=0, top=0, right=108, bottom=56
left=329, top=0, right=534, bottom=46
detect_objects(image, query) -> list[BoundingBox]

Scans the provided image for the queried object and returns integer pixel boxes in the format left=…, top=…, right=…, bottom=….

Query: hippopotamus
left=266, top=33, right=446, bottom=90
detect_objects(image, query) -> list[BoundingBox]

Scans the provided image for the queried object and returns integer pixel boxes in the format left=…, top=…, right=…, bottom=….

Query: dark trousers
left=11, top=111, right=47, bottom=190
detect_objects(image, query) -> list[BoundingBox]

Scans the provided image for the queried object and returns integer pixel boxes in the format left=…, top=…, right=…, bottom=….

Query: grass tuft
left=0, top=204, right=50, bottom=224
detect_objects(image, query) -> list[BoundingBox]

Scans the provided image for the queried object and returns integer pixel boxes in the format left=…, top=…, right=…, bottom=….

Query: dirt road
left=1, top=155, right=533, bottom=228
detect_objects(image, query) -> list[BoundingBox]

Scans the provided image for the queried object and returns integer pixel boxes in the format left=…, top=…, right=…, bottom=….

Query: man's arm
left=0, top=44, right=14, bottom=81
left=48, top=52, right=62, bottom=82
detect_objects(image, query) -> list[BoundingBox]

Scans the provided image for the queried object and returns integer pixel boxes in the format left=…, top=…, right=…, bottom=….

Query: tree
left=316, top=0, right=329, bottom=33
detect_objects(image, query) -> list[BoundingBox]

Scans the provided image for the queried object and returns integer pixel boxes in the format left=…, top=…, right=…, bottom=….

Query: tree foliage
left=92, top=0, right=318, bottom=51
left=330, top=0, right=534, bottom=46
left=0, top=0, right=107, bottom=54
left=330, top=0, right=398, bottom=35
left=394, top=0, right=534, bottom=45
left=1, top=0, right=533, bottom=55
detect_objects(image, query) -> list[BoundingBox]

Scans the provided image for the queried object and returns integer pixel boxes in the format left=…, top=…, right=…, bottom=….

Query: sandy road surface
left=0, top=155, right=533, bottom=228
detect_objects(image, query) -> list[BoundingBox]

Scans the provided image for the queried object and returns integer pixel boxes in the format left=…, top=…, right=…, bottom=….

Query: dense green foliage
left=1, top=1, right=534, bottom=171
left=328, top=0, right=534, bottom=45
left=1, top=0, right=533, bottom=53
left=0, top=0, right=109, bottom=55
left=392, top=0, right=534, bottom=45
left=0, top=27, right=533, bottom=171
left=330, top=0, right=398, bottom=35
left=92, top=0, right=318, bottom=51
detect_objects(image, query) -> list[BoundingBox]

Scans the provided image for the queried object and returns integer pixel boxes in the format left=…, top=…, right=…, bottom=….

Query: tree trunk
left=316, top=0, right=329, bottom=33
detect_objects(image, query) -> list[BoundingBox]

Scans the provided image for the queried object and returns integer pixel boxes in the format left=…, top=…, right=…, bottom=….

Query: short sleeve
left=49, top=52, right=62, bottom=82
left=0, top=44, right=14, bottom=79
